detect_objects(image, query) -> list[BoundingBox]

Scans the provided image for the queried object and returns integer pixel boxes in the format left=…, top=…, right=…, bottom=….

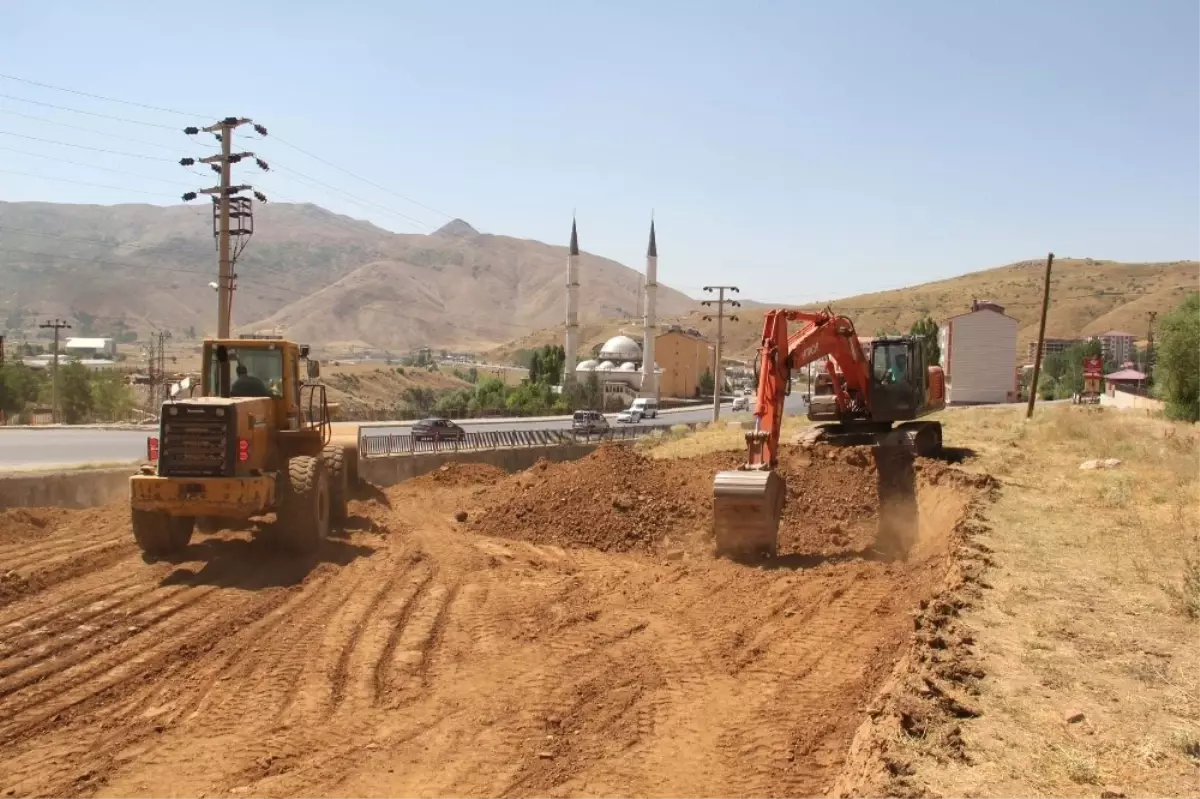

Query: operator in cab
left=887, top=352, right=909, bottom=384
left=231, top=363, right=272, bottom=397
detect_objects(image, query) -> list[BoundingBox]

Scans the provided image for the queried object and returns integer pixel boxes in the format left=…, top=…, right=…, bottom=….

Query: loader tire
left=276, top=455, right=330, bottom=554
left=132, top=510, right=194, bottom=556
left=322, top=443, right=348, bottom=526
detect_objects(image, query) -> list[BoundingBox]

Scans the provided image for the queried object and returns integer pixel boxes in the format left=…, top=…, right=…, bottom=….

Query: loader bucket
left=712, top=469, right=786, bottom=559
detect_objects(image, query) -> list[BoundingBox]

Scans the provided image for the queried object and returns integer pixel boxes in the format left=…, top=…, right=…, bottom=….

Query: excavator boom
left=711, top=308, right=945, bottom=559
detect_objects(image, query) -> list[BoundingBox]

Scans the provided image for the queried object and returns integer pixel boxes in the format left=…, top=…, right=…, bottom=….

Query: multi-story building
left=1094, top=330, right=1135, bottom=365
left=1026, top=337, right=1084, bottom=364
left=937, top=300, right=1020, bottom=404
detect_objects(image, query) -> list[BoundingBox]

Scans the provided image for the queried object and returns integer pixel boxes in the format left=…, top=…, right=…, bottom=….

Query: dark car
left=412, top=417, right=466, bottom=442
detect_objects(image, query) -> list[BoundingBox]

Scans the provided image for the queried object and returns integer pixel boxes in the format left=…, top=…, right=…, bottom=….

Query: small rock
left=1065, top=709, right=1086, bottom=724
left=612, top=494, right=635, bottom=511
left=664, top=548, right=685, bottom=561
left=454, top=510, right=468, bottom=523
left=537, top=750, right=555, bottom=759
left=1100, top=790, right=1127, bottom=799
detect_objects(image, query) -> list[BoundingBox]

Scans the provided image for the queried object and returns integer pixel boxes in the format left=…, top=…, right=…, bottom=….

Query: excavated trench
left=0, top=442, right=985, bottom=798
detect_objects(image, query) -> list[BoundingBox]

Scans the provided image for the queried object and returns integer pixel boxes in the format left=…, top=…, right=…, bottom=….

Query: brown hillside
left=489, top=258, right=1198, bottom=363
left=0, top=202, right=695, bottom=350
left=253, top=223, right=695, bottom=350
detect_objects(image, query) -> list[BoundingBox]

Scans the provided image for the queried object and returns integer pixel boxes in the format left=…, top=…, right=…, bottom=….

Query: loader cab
left=868, top=337, right=924, bottom=421
left=200, top=338, right=323, bottom=433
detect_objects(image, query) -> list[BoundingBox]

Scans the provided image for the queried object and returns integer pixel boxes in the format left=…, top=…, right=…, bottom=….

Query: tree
left=529, top=355, right=541, bottom=385
left=583, top=370, right=602, bottom=409
left=402, top=386, right=436, bottom=414
left=0, top=363, right=46, bottom=416
left=909, top=316, right=940, bottom=367
left=698, top=368, right=715, bottom=396
left=1156, top=293, right=1199, bottom=421
left=90, top=370, right=135, bottom=421
left=57, top=362, right=94, bottom=424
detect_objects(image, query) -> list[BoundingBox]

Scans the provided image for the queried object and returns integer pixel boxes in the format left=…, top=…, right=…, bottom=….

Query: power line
left=0, top=145, right=196, bottom=186
left=258, top=158, right=429, bottom=230
left=0, top=73, right=209, bottom=118
left=0, top=168, right=177, bottom=196
left=0, top=129, right=170, bottom=160
left=0, top=107, right=216, bottom=151
left=0, top=91, right=182, bottom=130
left=270, top=133, right=454, bottom=221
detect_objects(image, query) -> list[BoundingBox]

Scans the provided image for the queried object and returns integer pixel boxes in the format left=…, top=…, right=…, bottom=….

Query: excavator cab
left=866, top=337, right=922, bottom=421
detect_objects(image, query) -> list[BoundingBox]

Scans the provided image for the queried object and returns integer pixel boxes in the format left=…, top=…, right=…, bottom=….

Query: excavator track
left=712, top=469, right=786, bottom=559
left=796, top=421, right=943, bottom=457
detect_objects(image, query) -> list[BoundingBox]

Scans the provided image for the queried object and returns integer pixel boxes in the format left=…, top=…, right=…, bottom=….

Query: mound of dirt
left=410, top=461, right=507, bottom=488
left=468, top=445, right=741, bottom=553
left=775, top=446, right=881, bottom=556
left=0, top=508, right=77, bottom=546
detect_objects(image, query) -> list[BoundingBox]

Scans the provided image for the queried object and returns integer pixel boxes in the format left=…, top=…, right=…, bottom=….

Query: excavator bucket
left=712, top=469, right=786, bottom=559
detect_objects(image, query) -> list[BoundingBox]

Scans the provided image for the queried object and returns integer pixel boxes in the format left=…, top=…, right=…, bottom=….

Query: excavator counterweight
left=711, top=309, right=946, bottom=559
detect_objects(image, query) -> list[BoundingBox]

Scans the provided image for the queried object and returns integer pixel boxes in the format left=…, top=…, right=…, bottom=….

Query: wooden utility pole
left=701, top=285, right=740, bottom=422
left=1025, top=252, right=1054, bottom=419
left=1144, top=310, right=1157, bottom=382
left=181, top=118, right=269, bottom=339
left=39, top=319, right=72, bottom=423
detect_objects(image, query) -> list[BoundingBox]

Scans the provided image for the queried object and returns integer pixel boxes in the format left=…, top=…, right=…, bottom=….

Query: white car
left=616, top=408, right=644, bottom=424
left=732, top=396, right=750, bottom=412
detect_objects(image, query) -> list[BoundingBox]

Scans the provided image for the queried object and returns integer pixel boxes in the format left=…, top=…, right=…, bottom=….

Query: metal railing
left=358, top=423, right=683, bottom=459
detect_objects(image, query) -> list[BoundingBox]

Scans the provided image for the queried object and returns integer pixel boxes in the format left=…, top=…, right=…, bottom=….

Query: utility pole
left=154, top=330, right=172, bottom=407
left=1144, top=311, right=1157, bottom=383
left=701, top=285, right=740, bottom=422
left=181, top=118, right=270, bottom=338
left=1025, top=252, right=1054, bottom=420
left=39, top=319, right=72, bottom=423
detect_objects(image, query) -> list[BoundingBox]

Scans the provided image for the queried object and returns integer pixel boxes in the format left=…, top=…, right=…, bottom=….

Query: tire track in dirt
left=714, top=570, right=903, bottom=798
left=369, top=568, right=435, bottom=707
left=0, top=580, right=210, bottom=683
left=0, top=594, right=303, bottom=799
left=0, top=578, right=157, bottom=661
left=0, top=527, right=127, bottom=567
left=0, top=577, right=283, bottom=745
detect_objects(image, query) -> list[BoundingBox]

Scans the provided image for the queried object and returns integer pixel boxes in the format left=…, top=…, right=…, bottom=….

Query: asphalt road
left=0, top=396, right=809, bottom=470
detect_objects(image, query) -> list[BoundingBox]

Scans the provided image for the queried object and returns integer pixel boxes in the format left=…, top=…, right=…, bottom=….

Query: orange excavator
left=712, top=308, right=946, bottom=558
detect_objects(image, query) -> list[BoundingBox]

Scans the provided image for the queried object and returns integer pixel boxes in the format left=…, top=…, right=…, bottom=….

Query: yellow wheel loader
left=129, top=337, right=356, bottom=556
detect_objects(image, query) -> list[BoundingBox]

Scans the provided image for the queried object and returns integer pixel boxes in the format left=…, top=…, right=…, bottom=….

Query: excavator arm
left=749, top=308, right=871, bottom=470
left=712, top=307, right=875, bottom=560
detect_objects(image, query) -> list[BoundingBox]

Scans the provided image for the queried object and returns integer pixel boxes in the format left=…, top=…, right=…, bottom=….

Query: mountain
left=251, top=223, right=695, bottom=351
left=0, top=201, right=696, bottom=351
left=487, top=257, right=1199, bottom=363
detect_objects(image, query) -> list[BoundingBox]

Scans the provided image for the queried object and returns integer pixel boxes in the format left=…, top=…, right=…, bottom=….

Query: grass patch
left=640, top=413, right=809, bottom=459
left=905, top=405, right=1200, bottom=799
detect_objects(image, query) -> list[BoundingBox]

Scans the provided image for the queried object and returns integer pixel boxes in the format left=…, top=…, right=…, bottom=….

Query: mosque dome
left=598, top=335, right=642, bottom=362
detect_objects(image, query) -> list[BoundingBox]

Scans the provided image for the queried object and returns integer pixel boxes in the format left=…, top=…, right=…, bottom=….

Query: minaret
left=640, top=217, right=658, bottom=397
left=564, top=217, right=581, bottom=385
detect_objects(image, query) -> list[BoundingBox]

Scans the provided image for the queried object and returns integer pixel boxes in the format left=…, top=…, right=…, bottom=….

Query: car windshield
left=208, top=346, right=284, bottom=398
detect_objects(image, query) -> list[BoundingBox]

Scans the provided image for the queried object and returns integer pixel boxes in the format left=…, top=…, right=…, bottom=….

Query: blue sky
left=1, top=0, right=1196, bottom=303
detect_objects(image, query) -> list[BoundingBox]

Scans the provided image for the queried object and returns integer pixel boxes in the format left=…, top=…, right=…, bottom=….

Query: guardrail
left=358, top=424, right=681, bottom=459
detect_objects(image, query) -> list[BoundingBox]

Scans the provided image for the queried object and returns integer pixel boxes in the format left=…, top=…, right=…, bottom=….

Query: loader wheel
left=132, top=510, right=194, bottom=556
left=322, top=443, right=348, bottom=526
left=276, top=455, right=330, bottom=554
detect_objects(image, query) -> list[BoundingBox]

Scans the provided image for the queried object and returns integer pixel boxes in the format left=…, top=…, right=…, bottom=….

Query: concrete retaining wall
left=357, top=444, right=599, bottom=487
left=0, top=467, right=133, bottom=510
left=1100, top=390, right=1165, bottom=411
left=0, top=444, right=604, bottom=509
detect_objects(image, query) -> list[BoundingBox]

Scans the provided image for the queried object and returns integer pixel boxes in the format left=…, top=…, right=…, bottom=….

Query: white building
left=64, top=337, right=117, bottom=360
left=937, top=300, right=1019, bottom=405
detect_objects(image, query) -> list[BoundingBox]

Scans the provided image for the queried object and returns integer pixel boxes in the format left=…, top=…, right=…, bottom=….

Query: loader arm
left=750, top=308, right=871, bottom=470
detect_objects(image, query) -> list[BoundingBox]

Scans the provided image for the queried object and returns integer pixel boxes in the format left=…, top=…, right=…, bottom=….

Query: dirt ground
left=0, top=442, right=987, bottom=798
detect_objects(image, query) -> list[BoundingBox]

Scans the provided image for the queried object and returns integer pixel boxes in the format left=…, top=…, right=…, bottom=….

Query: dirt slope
left=0, top=445, right=982, bottom=798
